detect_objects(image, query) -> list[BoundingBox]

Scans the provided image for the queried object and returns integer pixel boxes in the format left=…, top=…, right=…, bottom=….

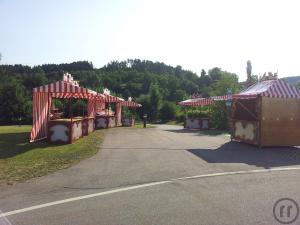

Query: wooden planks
left=261, top=97, right=300, bottom=146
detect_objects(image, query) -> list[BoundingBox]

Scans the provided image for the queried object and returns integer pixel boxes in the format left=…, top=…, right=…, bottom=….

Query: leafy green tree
left=149, top=84, right=162, bottom=121
left=160, top=101, right=176, bottom=121
left=209, top=102, right=228, bottom=129
left=136, top=94, right=151, bottom=120
left=210, top=71, right=240, bottom=96
left=200, top=69, right=206, bottom=77
left=208, top=67, right=222, bottom=81
left=0, top=76, right=29, bottom=123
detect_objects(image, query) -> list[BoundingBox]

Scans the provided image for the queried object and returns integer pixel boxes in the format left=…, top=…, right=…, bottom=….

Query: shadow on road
left=165, top=129, right=229, bottom=136
left=187, top=142, right=300, bottom=168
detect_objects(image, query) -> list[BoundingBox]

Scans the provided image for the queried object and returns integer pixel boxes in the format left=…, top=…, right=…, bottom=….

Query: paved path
left=1, top=125, right=300, bottom=225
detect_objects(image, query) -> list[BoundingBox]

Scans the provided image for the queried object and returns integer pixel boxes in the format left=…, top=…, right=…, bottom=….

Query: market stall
left=121, top=98, right=142, bottom=127
left=94, top=89, right=124, bottom=129
left=178, top=97, right=213, bottom=129
left=231, top=79, right=300, bottom=147
left=30, top=73, right=101, bottom=144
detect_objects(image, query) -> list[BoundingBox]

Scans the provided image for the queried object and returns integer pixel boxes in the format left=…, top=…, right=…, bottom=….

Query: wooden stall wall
left=260, top=97, right=300, bottom=146
left=231, top=98, right=260, bottom=145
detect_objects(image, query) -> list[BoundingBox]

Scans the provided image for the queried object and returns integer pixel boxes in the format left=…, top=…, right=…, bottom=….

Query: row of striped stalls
left=178, top=97, right=227, bottom=129
left=231, top=79, right=300, bottom=147
left=120, top=99, right=142, bottom=127
left=178, top=79, right=300, bottom=147
left=30, top=79, right=101, bottom=144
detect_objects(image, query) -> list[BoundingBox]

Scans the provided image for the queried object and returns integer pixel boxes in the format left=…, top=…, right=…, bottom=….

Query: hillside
left=282, top=76, right=300, bottom=86
left=0, top=59, right=240, bottom=124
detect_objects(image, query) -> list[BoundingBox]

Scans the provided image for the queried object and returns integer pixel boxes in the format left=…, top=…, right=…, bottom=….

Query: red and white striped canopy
left=211, top=95, right=231, bottom=101
left=121, top=101, right=142, bottom=107
left=33, top=81, right=97, bottom=99
left=234, top=79, right=300, bottom=99
left=178, top=97, right=214, bottom=106
left=97, top=93, right=124, bottom=103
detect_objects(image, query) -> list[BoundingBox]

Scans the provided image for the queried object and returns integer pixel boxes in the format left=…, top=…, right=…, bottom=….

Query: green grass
left=0, top=125, right=105, bottom=185
left=165, top=120, right=184, bottom=126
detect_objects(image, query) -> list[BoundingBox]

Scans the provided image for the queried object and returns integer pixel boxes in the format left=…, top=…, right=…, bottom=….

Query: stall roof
left=121, top=101, right=142, bottom=107
left=33, top=80, right=98, bottom=99
left=234, top=79, right=300, bottom=99
left=178, top=97, right=214, bottom=106
left=97, top=93, right=124, bottom=103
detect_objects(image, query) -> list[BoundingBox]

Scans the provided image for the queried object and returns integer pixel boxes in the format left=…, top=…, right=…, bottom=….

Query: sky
left=1, top=0, right=300, bottom=81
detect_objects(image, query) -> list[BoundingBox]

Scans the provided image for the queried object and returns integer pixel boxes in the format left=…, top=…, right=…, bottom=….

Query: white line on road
left=1, top=167, right=300, bottom=218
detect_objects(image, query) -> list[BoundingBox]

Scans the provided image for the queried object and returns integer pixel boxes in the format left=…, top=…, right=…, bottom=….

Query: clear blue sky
left=1, top=0, right=300, bottom=81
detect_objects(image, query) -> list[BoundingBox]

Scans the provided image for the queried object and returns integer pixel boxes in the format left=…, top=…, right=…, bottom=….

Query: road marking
left=1, top=167, right=300, bottom=218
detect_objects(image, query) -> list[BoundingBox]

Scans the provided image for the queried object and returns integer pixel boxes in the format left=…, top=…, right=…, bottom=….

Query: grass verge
left=0, top=125, right=105, bottom=185
left=165, top=120, right=184, bottom=126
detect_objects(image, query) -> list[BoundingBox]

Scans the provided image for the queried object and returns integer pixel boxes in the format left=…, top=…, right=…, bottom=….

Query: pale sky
left=1, top=0, right=300, bottom=81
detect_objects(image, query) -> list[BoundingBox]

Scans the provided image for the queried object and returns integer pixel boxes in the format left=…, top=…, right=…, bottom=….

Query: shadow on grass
left=0, top=132, right=52, bottom=159
left=187, top=142, right=300, bottom=169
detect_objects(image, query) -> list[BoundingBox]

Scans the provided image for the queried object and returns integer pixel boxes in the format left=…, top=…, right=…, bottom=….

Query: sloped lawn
left=0, top=125, right=105, bottom=185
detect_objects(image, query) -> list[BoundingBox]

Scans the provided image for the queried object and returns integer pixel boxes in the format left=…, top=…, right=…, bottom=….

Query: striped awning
left=211, top=95, right=231, bottom=101
left=233, top=79, right=300, bottom=99
left=102, top=94, right=124, bottom=103
left=33, top=80, right=97, bottom=97
left=121, top=101, right=142, bottom=107
left=51, top=93, right=97, bottom=99
left=178, top=97, right=214, bottom=106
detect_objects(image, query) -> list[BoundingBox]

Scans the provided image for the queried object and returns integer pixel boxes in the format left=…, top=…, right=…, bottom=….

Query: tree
left=0, top=76, right=30, bottom=123
left=210, top=71, right=240, bottom=96
left=160, top=102, right=176, bottom=121
left=200, top=69, right=206, bottom=77
left=149, top=84, right=162, bottom=121
left=246, top=60, right=252, bottom=78
left=136, top=94, right=151, bottom=120
left=208, top=67, right=222, bottom=81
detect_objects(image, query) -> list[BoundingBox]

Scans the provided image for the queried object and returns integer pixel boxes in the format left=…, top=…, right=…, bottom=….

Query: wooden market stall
left=231, top=79, right=300, bottom=147
left=121, top=98, right=142, bottom=127
left=30, top=74, right=101, bottom=144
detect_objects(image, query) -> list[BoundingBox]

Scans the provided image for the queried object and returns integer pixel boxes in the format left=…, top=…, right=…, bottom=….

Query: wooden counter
left=122, top=117, right=135, bottom=127
left=95, top=115, right=116, bottom=129
left=184, top=118, right=210, bottom=129
left=48, top=117, right=95, bottom=144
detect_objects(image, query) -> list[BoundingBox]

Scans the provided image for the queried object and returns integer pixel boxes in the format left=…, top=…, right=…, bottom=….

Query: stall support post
left=143, top=114, right=147, bottom=128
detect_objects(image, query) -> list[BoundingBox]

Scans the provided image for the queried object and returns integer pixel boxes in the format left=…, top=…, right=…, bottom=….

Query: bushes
left=209, top=101, right=230, bottom=129
left=160, top=102, right=176, bottom=121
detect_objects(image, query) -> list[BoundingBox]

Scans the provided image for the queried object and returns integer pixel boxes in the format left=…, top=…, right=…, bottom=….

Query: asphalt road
left=1, top=125, right=300, bottom=225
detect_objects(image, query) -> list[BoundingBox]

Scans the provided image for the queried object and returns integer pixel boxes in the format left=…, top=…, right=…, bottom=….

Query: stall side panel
left=261, top=97, right=300, bottom=146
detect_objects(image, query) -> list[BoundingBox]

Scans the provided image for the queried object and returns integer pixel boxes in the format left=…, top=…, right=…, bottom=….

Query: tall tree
left=200, top=69, right=206, bottom=77
left=246, top=60, right=252, bottom=78
left=149, top=84, right=162, bottom=121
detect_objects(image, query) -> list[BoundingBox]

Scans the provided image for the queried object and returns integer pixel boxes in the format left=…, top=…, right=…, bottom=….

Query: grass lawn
left=0, top=125, right=105, bottom=185
left=165, top=120, right=184, bottom=126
